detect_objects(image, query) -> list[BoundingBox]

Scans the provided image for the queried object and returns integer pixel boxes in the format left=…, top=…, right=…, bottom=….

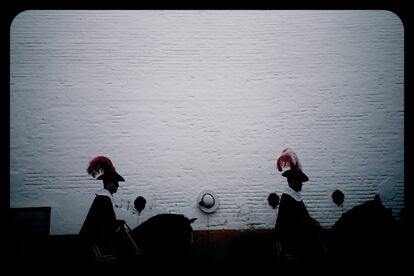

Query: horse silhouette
left=326, top=195, right=397, bottom=273
left=130, top=214, right=197, bottom=261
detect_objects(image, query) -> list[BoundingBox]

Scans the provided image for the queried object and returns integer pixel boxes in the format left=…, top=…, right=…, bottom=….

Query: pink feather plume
left=87, top=156, right=116, bottom=177
left=276, top=148, right=302, bottom=171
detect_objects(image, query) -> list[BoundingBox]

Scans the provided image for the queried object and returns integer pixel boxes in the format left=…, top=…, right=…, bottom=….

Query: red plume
left=276, top=148, right=302, bottom=171
left=87, top=156, right=116, bottom=177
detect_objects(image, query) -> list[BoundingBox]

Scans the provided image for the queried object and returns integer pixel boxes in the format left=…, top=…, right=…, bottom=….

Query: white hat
left=197, top=190, right=219, bottom=214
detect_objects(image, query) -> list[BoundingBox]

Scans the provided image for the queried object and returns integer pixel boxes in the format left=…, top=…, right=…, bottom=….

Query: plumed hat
left=276, top=148, right=309, bottom=182
left=276, top=148, right=302, bottom=172
left=87, top=156, right=125, bottom=182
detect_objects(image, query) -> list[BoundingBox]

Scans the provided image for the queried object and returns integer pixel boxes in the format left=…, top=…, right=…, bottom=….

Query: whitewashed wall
left=10, top=10, right=404, bottom=235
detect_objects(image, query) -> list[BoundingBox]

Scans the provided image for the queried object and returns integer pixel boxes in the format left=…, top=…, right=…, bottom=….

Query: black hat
left=96, top=170, right=125, bottom=182
left=282, top=168, right=309, bottom=182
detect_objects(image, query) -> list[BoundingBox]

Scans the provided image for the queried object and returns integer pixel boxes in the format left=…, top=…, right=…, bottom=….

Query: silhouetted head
left=134, top=196, right=147, bottom=214
left=288, top=179, right=303, bottom=192
left=97, top=170, right=125, bottom=181
left=103, top=179, right=119, bottom=194
left=282, top=168, right=308, bottom=192
left=332, top=189, right=345, bottom=207
left=268, top=193, right=280, bottom=209
left=100, top=171, right=124, bottom=194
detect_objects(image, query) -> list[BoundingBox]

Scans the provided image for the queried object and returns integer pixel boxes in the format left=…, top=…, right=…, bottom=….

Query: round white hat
left=197, top=190, right=219, bottom=214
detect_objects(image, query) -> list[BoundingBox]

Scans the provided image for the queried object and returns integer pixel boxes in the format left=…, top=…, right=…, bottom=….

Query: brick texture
left=10, top=11, right=404, bottom=234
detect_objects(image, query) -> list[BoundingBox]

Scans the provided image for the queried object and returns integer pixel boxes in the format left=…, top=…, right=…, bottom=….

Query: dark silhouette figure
left=274, top=169, right=325, bottom=263
left=268, top=193, right=280, bottom=209
left=332, top=190, right=345, bottom=207
left=134, top=196, right=146, bottom=215
left=79, top=156, right=127, bottom=263
left=274, top=149, right=326, bottom=268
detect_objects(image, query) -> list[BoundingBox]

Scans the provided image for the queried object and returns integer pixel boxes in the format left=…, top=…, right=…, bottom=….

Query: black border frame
left=2, top=1, right=412, bottom=275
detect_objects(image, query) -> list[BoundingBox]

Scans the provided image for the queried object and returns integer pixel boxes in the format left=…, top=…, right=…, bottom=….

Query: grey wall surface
left=10, top=10, right=404, bottom=235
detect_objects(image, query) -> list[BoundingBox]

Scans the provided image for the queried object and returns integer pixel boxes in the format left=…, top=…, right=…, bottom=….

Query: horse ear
left=374, top=194, right=382, bottom=205
left=188, top=218, right=197, bottom=223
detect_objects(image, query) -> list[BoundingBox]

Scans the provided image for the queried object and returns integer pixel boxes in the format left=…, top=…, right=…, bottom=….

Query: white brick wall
left=10, top=10, right=404, bottom=235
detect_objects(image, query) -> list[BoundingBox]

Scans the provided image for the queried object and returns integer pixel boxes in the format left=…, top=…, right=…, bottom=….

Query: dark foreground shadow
left=7, top=206, right=413, bottom=275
